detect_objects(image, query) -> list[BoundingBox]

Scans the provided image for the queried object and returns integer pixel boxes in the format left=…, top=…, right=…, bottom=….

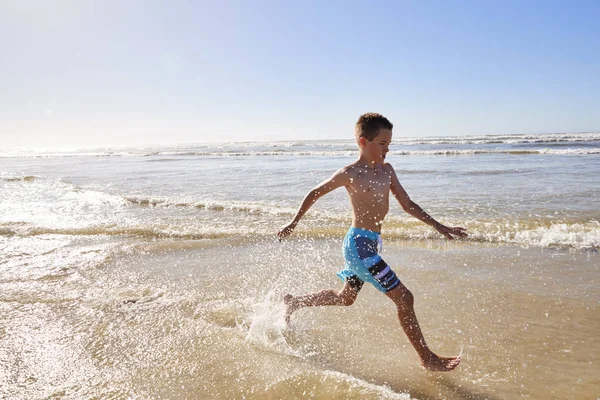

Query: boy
left=277, top=113, right=467, bottom=372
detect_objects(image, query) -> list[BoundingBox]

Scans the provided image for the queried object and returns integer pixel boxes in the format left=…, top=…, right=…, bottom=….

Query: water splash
left=241, top=293, right=301, bottom=357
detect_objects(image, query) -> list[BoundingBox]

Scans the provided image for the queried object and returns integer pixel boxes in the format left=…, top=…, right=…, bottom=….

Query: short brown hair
left=355, top=113, right=393, bottom=142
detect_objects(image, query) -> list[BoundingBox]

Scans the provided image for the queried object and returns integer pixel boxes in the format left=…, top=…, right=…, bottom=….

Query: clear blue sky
left=1, top=0, right=599, bottom=148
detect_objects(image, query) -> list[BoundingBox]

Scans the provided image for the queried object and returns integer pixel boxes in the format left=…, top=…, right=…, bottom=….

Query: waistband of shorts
left=346, top=226, right=380, bottom=241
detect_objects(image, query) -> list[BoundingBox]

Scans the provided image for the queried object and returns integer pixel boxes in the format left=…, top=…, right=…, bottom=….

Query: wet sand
left=1, top=236, right=597, bottom=399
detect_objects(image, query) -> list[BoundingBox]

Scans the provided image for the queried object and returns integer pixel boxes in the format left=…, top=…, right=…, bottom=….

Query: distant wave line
left=1, top=132, right=599, bottom=158
left=11, top=147, right=600, bottom=159
left=9, top=148, right=594, bottom=158
left=145, top=148, right=599, bottom=157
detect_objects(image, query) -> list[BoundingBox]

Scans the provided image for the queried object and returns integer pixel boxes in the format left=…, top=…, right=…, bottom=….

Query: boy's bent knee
left=339, top=291, right=357, bottom=306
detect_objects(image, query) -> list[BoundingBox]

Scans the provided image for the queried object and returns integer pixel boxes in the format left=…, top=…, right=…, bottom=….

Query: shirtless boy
left=277, top=112, right=467, bottom=372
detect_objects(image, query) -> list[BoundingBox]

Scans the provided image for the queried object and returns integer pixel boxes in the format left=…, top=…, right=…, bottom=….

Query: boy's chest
left=349, top=171, right=391, bottom=195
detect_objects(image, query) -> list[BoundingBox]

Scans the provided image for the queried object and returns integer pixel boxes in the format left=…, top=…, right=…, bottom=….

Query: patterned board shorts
left=336, top=227, right=401, bottom=293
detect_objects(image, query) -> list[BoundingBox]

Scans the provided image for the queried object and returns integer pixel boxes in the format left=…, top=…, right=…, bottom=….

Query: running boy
left=277, top=113, right=467, bottom=371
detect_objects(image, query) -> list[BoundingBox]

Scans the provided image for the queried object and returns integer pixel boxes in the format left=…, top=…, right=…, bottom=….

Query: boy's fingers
left=440, top=227, right=467, bottom=239
left=278, top=227, right=293, bottom=239
left=451, top=227, right=468, bottom=237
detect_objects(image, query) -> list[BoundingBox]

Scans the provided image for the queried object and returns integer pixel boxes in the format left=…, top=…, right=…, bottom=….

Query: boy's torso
left=343, top=163, right=392, bottom=233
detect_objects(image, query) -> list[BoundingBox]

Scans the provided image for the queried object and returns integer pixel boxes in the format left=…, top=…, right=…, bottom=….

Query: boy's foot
left=283, top=294, right=297, bottom=327
left=420, top=353, right=461, bottom=371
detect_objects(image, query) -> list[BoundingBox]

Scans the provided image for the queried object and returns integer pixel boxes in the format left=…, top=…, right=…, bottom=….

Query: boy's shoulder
left=382, top=162, right=396, bottom=173
left=338, top=162, right=396, bottom=174
left=336, top=163, right=362, bottom=177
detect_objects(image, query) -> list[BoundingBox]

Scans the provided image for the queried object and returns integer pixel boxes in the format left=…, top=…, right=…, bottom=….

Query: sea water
left=1, top=133, right=598, bottom=398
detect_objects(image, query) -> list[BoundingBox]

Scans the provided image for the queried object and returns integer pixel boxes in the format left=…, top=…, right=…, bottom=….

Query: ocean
left=1, top=132, right=599, bottom=399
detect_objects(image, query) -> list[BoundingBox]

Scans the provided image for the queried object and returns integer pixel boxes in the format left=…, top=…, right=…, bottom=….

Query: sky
left=1, top=0, right=599, bottom=149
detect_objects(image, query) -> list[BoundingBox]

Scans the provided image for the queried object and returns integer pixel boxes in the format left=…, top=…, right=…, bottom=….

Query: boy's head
left=355, top=113, right=393, bottom=143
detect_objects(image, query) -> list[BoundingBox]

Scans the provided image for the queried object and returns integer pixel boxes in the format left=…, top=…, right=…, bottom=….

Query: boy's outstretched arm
left=278, top=168, right=351, bottom=239
left=388, top=164, right=467, bottom=240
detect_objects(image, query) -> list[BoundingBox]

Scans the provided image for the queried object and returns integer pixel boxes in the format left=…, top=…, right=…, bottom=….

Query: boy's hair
left=355, top=113, right=393, bottom=142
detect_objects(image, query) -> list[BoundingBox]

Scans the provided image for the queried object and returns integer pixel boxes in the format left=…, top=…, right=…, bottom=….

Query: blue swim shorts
left=336, top=227, right=401, bottom=293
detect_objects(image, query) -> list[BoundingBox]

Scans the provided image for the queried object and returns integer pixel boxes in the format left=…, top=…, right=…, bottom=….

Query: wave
left=2, top=217, right=598, bottom=250
left=537, top=148, right=600, bottom=155
left=146, top=150, right=357, bottom=157
left=53, top=192, right=600, bottom=249
left=0, top=151, right=138, bottom=158
left=462, top=169, right=534, bottom=176
left=382, top=219, right=600, bottom=250
left=396, top=132, right=600, bottom=146
left=124, top=195, right=298, bottom=215
left=0, top=223, right=241, bottom=240
left=1, top=175, right=37, bottom=182
left=97, top=148, right=600, bottom=157
left=143, top=147, right=600, bottom=157
left=3, top=180, right=598, bottom=250
left=2, top=133, right=598, bottom=158
left=388, top=149, right=600, bottom=156
left=264, top=370, right=413, bottom=399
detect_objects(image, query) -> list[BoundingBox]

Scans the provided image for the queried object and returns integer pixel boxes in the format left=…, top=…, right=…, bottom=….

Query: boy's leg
left=385, top=282, right=461, bottom=371
left=284, top=280, right=360, bottom=326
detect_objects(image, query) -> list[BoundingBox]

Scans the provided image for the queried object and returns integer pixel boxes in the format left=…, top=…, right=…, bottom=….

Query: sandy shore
left=1, top=236, right=598, bottom=399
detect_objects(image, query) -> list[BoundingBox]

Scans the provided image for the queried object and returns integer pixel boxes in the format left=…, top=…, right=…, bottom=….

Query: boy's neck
left=356, top=153, right=379, bottom=169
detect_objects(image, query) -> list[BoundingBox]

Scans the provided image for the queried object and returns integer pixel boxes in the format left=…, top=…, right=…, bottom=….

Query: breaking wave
left=124, top=195, right=298, bottom=215
left=1, top=175, right=37, bottom=182
left=3, top=214, right=598, bottom=251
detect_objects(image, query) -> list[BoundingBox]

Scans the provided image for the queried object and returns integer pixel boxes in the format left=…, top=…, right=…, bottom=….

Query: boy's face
left=361, top=129, right=392, bottom=164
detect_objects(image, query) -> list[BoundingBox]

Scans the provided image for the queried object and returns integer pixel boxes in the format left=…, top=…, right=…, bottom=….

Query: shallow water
left=1, top=133, right=599, bottom=398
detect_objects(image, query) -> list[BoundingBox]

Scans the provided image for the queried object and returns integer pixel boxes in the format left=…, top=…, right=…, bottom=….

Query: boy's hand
left=435, top=224, right=468, bottom=240
left=277, top=222, right=296, bottom=240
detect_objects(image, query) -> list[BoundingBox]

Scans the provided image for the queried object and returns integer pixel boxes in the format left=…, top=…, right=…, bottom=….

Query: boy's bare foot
left=420, top=353, right=461, bottom=371
left=283, top=294, right=297, bottom=327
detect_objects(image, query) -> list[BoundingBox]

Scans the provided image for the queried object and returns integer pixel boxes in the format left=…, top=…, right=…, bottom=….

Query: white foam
left=389, top=148, right=600, bottom=156
left=382, top=219, right=600, bottom=250
left=537, top=148, right=600, bottom=155
left=266, top=369, right=414, bottom=399
left=125, top=195, right=300, bottom=216
left=511, top=222, right=600, bottom=249
left=241, top=294, right=303, bottom=357
left=135, top=148, right=600, bottom=157
left=319, top=370, right=414, bottom=400
left=0, top=178, right=128, bottom=229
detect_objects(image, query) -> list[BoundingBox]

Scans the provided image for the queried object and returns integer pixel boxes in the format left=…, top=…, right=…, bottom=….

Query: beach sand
left=2, top=236, right=598, bottom=399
